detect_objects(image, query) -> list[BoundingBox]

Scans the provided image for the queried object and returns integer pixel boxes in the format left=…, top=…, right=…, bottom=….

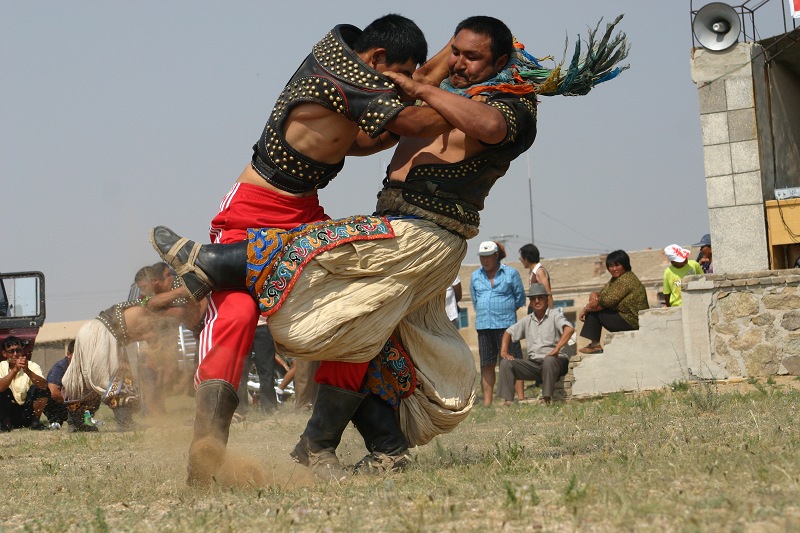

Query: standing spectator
left=519, top=244, right=553, bottom=309
left=471, top=241, right=526, bottom=406
left=663, top=244, right=703, bottom=307
left=694, top=234, right=713, bottom=274
left=293, top=361, right=320, bottom=411
left=237, top=317, right=278, bottom=417
left=445, top=276, right=462, bottom=328
left=579, top=250, right=649, bottom=354
left=497, top=284, right=575, bottom=405
left=0, top=336, right=49, bottom=431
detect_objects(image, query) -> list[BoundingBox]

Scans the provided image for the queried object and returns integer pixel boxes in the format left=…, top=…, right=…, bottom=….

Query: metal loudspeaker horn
left=693, top=2, right=741, bottom=51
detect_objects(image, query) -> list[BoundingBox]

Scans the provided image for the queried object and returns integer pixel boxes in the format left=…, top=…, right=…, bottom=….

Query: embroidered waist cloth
left=245, top=215, right=395, bottom=315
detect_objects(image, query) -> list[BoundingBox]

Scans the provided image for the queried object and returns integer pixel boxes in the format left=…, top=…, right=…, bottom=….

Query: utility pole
left=527, top=153, right=535, bottom=244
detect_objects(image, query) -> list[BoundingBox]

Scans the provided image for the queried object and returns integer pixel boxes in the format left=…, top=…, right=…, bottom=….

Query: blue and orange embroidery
left=246, top=215, right=394, bottom=315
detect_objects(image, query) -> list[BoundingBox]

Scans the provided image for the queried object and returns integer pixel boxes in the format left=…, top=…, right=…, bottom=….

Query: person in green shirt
left=662, top=244, right=703, bottom=307
left=578, top=250, right=649, bottom=354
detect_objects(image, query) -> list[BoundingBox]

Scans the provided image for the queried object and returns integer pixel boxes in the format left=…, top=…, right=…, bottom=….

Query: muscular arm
left=500, top=331, right=515, bottom=360
left=347, top=106, right=452, bottom=157
left=48, top=383, right=64, bottom=403
left=384, top=72, right=507, bottom=144
left=413, top=38, right=453, bottom=86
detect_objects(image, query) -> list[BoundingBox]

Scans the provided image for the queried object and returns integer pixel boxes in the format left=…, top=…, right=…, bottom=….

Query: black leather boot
left=149, top=226, right=248, bottom=300
left=352, top=394, right=411, bottom=474
left=290, top=384, right=365, bottom=482
left=187, top=379, right=239, bottom=487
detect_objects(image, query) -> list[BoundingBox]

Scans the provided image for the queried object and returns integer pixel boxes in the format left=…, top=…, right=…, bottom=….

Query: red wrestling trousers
left=195, top=182, right=328, bottom=388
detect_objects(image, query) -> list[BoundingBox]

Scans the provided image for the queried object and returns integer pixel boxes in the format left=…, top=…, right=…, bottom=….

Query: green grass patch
left=3, top=385, right=800, bottom=531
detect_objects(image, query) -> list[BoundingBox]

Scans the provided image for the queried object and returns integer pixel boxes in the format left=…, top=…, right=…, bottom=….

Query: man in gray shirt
left=497, top=284, right=575, bottom=405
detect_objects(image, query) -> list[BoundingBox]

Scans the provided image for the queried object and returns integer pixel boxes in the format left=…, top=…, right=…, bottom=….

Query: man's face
left=448, top=29, right=507, bottom=89
left=530, top=295, right=548, bottom=313
left=2, top=345, right=25, bottom=366
left=136, top=279, right=154, bottom=297
left=378, top=58, right=418, bottom=79
left=152, top=270, right=174, bottom=294
left=479, top=253, right=499, bottom=271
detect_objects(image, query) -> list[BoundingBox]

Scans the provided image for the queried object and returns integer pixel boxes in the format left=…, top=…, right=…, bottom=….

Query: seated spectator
left=693, top=234, right=713, bottom=274
left=497, top=284, right=575, bottom=405
left=43, top=339, right=74, bottom=428
left=663, top=244, right=703, bottom=307
left=0, top=336, right=50, bottom=431
left=579, top=250, right=649, bottom=354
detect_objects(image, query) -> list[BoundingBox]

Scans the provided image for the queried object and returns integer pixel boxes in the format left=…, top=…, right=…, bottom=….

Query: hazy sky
left=2, top=1, right=737, bottom=321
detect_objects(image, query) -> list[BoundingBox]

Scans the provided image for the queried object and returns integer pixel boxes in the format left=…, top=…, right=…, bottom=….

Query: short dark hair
left=354, top=14, right=428, bottom=67
left=454, top=16, right=513, bottom=63
left=67, top=339, right=75, bottom=354
left=2, top=336, right=23, bottom=352
left=519, top=244, right=540, bottom=264
left=149, top=262, right=170, bottom=280
left=605, top=250, right=632, bottom=272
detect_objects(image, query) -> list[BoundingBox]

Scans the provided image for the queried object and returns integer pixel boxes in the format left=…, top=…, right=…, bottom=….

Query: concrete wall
left=568, top=307, right=688, bottom=399
left=691, top=43, right=769, bottom=274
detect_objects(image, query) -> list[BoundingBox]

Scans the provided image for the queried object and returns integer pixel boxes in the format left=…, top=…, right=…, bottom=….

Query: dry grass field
left=4, top=377, right=800, bottom=532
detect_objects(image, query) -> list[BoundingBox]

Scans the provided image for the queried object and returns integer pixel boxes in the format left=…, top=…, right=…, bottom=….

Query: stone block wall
left=699, top=270, right=800, bottom=377
left=691, top=43, right=770, bottom=274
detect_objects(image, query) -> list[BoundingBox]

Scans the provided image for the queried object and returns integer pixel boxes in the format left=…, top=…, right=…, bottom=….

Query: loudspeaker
left=693, top=2, right=741, bottom=51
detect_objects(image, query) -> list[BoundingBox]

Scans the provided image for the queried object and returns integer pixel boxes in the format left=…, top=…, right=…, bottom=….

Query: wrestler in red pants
left=196, top=182, right=329, bottom=388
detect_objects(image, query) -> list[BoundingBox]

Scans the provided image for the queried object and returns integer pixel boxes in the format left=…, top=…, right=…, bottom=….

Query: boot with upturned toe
left=149, top=226, right=248, bottom=300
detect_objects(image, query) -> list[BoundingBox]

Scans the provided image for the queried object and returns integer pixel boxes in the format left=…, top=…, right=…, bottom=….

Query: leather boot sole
left=149, top=226, right=213, bottom=301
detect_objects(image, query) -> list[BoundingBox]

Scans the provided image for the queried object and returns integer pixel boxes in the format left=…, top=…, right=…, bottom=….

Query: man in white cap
left=471, top=240, right=526, bottom=406
left=663, top=244, right=703, bottom=307
left=497, top=283, right=574, bottom=405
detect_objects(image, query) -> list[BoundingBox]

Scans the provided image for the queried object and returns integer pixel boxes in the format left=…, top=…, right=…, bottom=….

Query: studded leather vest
left=377, top=93, right=538, bottom=238
left=251, top=25, right=407, bottom=193
left=96, top=302, right=138, bottom=345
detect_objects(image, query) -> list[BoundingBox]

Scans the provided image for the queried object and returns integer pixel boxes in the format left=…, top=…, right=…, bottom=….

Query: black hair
left=2, top=336, right=23, bottom=352
left=149, top=262, right=170, bottom=279
left=354, top=14, right=428, bottom=66
left=519, top=243, right=540, bottom=264
left=605, top=250, right=632, bottom=272
left=454, top=16, right=513, bottom=63
left=67, top=339, right=75, bottom=354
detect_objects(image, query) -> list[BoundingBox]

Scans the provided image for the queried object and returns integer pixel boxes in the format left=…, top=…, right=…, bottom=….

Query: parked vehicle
left=0, top=271, right=46, bottom=357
